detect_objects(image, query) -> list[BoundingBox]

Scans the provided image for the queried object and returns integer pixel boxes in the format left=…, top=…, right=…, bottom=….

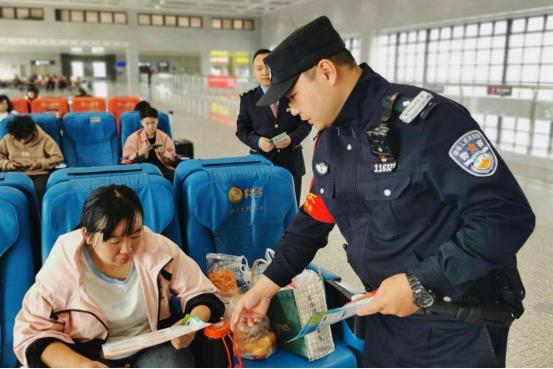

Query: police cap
left=257, top=16, right=345, bottom=106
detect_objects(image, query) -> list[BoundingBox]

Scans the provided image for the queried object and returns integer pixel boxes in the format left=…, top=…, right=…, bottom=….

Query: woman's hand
left=171, top=329, right=196, bottom=349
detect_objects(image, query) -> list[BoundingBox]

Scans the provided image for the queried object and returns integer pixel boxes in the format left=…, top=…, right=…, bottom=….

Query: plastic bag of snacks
left=206, top=253, right=251, bottom=296
left=234, top=316, right=277, bottom=360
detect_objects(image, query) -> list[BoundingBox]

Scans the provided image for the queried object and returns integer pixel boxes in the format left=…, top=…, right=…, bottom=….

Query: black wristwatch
left=406, top=270, right=435, bottom=309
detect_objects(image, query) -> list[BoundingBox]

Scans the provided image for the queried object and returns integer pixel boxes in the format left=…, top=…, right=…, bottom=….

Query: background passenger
left=123, top=107, right=176, bottom=180
left=14, top=185, right=224, bottom=368
left=0, top=94, right=18, bottom=120
left=24, top=85, right=39, bottom=111
left=235, top=48, right=311, bottom=205
left=0, top=115, right=63, bottom=203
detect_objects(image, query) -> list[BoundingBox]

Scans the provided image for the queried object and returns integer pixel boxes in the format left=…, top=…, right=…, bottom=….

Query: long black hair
left=0, top=95, right=14, bottom=113
left=79, top=185, right=144, bottom=241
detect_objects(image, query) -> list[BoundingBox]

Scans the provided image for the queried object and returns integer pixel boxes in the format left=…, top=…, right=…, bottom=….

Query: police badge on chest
left=373, top=155, right=397, bottom=174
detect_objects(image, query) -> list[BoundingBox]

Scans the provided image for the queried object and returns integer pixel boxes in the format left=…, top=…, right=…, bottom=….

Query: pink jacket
left=13, top=227, right=218, bottom=367
left=122, top=129, right=176, bottom=170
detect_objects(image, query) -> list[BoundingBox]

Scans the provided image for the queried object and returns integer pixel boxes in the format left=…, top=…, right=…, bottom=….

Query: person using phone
left=122, top=107, right=176, bottom=181
left=0, top=114, right=63, bottom=204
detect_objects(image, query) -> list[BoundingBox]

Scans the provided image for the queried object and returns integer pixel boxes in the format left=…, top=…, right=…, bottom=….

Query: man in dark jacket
left=232, top=17, right=535, bottom=367
left=236, top=49, right=311, bottom=205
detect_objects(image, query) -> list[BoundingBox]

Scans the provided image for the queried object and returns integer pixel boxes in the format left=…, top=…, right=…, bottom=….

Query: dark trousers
left=293, top=175, right=302, bottom=206
left=30, top=174, right=49, bottom=207
left=362, top=314, right=509, bottom=367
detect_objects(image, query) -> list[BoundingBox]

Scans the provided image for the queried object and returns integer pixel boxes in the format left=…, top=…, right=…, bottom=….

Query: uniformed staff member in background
left=236, top=49, right=312, bottom=205
left=232, top=16, right=535, bottom=367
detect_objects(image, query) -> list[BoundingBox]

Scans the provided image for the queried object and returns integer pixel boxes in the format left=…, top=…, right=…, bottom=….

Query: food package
left=206, top=253, right=250, bottom=296
left=235, top=316, right=277, bottom=360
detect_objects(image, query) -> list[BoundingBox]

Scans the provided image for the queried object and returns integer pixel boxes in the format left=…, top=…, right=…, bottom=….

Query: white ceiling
left=7, top=0, right=312, bottom=17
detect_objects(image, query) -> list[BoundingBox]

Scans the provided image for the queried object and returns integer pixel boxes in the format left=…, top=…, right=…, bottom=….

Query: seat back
left=174, top=157, right=358, bottom=367
left=10, top=98, right=29, bottom=114
left=108, top=96, right=140, bottom=130
left=31, top=97, right=69, bottom=118
left=41, top=164, right=181, bottom=262
left=0, top=186, right=34, bottom=368
left=0, top=172, right=40, bottom=268
left=71, top=97, right=107, bottom=112
left=174, top=155, right=298, bottom=272
left=61, top=112, right=121, bottom=167
left=0, top=113, right=62, bottom=147
left=120, top=110, right=172, bottom=148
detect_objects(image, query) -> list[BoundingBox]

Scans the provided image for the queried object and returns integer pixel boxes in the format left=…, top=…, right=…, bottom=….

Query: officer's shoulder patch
left=449, top=130, right=497, bottom=177
left=239, top=88, right=255, bottom=97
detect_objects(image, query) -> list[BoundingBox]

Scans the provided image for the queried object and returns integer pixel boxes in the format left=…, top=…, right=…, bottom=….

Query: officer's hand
left=259, top=137, right=275, bottom=153
left=274, top=134, right=291, bottom=149
left=357, top=273, right=418, bottom=317
left=231, top=276, right=280, bottom=332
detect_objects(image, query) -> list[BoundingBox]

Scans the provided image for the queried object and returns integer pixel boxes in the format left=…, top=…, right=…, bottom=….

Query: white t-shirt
left=81, top=247, right=150, bottom=357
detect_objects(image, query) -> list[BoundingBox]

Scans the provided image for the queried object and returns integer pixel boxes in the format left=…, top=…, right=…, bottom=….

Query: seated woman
left=123, top=107, right=176, bottom=180
left=14, top=185, right=224, bottom=368
left=0, top=94, right=18, bottom=120
left=0, top=115, right=63, bottom=203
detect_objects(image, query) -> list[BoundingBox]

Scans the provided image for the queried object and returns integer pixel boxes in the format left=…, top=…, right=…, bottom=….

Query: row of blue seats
left=0, top=156, right=359, bottom=368
left=0, top=111, right=172, bottom=168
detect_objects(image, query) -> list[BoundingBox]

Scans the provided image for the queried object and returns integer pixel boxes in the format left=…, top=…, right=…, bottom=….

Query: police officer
left=236, top=49, right=312, bottom=205
left=232, top=16, right=535, bottom=367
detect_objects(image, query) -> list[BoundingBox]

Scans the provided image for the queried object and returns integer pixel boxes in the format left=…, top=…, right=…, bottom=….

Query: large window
left=344, top=36, right=361, bottom=63
left=375, top=13, right=553, bottom=159
left=55, top=9, right=127, bottom=24
left=211, top=17, right=254, bottom=31
left=138, top=13, right=202, bottom=28
left=376, top=14, right=553, bottom=88
left=0, top=6, right=43, bottom=20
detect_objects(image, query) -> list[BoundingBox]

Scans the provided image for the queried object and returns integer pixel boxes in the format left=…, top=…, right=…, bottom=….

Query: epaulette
left=388, top=91, right=440, bottom=124
left=239, top=88, right=256, bottom=97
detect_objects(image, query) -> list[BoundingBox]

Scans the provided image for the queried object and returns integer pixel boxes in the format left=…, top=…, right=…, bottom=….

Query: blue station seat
left=174, top=155, right=298, bottom=272
left=0, top=113, right=61, bottom=147
left=41, top=164, right=181, bottom=262
left=0, top=172, right=41, bottom=271
left=61, top=112, right=121, bottom=167
left=174, top=155, right=357, bottom=367
left=0, top=186, right=35, bottom=368
left=120, top=110, right=172, bottom=149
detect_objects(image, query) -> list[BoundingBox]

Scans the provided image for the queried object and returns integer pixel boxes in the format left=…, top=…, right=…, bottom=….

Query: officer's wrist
left=406, top=269, right=435, bottom=309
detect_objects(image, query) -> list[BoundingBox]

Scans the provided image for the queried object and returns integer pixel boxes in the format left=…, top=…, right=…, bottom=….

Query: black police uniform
left=236, top=87, right=311, bottom=204
left=264, top=64, right=535, bottom=367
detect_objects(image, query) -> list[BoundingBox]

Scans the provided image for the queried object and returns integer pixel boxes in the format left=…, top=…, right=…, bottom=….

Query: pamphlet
left=102, top=316, right=210, bottom=359
left=287, top=292, right=375, bottom=342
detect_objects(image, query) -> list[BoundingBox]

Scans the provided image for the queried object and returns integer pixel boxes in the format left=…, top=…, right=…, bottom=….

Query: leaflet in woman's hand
left=102, top=319, right=211, bottom=359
